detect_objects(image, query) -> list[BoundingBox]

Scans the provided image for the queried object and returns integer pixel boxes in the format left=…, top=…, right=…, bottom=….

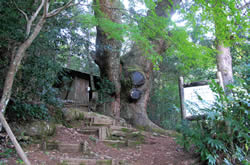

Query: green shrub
left=177, top=80, right=249, bottom=164
left=8, top=100, right=50, bottom=121
left=97, top=78, right=115, bottom=104
left=5, top=53, right=64, bottom=121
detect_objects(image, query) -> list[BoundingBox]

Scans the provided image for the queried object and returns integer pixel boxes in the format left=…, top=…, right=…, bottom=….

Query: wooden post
left=178, top=77, right=186, bottom=120
left=217, top=71, right=224, bottom=91
left=0, top=105, right=31, bottom=165
left=178, top=76, right=187, bottom=150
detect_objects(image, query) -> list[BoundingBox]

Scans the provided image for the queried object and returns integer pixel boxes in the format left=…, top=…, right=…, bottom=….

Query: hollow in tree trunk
left=120, top=46, right=163, bottom=130
left=120, top=0, right=180, bottom=130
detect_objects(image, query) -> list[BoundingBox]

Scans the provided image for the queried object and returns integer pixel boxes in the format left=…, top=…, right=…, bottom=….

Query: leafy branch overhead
left=88, top=0, right=215, bottom=70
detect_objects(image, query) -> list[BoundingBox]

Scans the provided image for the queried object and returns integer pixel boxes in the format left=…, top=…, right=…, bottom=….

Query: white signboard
left=184, top=85, right=216, bottom=117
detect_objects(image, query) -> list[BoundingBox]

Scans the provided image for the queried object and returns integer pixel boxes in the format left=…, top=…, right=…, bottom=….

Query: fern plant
left=177, top=80, right=249, bottom=164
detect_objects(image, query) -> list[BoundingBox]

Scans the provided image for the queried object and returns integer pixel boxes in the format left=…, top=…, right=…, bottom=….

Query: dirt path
left=1, top=126, right=200, bottom=165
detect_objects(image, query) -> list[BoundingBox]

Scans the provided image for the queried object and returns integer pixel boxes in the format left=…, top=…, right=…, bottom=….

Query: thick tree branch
left=46, top=0, right=74, bottom=18
left=44, top=0, right=48, bottom=17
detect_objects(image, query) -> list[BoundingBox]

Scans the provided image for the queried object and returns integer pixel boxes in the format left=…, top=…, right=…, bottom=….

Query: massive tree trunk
left=120, top=0, right=180, bottom=130
left=94, top=0, right=122, bottom=118
left=120, top=46, right=161, bottom=130
left=93, top=0, right=179, bottom=129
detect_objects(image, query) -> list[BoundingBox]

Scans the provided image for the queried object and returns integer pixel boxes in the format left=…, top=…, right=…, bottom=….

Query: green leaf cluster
left=96, top=77, right=116, bottom=104
left=0, top=1, right=81, bottom=121
left=5, top=52, right=64, bottom=121
left=182, top=0, right=249, bottom=46
left=166, top=25, right=216, bottom=72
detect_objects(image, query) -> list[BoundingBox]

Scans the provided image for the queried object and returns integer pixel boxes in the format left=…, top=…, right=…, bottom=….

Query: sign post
left=178, top=72, right=224, bottom=150
left=178, top=76, right=185, bottom=120
left=179, top=72, right=224, bottom=121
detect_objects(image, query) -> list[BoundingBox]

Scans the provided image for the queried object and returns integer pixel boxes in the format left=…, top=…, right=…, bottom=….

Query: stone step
left=93, top=117, right=113, bottom=126
left=101, top=139, right=140, bottom=148
left=82, top=112, right=115, bottom=126
left=42, top=142, right=83, bottom=153
left=84, top=117, right=114, bottom=126
left=77, top=128, right=99, bottom=136
left=101, top=140, right=126, bottom=148
left=111, top=130, right=127, bottom=137
left=58, top=143, right=82, bottom=153
left=60, top=158, right=113, bottom=165
left=110, top=126, right=136, bottom=132
left=77, top=127, right=108, bottom=140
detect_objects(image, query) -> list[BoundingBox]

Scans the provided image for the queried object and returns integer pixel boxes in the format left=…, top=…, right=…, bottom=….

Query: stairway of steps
left=41, top=106, right=136, bottom=165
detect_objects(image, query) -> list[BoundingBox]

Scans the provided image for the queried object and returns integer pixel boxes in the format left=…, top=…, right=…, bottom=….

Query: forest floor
left=0, top=124, right=201, bottom=165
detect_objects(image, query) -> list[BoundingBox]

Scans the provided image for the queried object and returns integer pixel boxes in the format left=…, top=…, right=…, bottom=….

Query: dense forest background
left=0, top=0, right=249, bottom=164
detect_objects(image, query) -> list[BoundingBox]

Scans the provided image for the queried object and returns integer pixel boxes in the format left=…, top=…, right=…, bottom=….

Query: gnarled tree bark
left=120, top=0, right=180, bottom=130
left=94, top=0, right=122, bottom=119
left=121, top=46, right=161, bottom=130
left=93, top=0, right=179, bottom=130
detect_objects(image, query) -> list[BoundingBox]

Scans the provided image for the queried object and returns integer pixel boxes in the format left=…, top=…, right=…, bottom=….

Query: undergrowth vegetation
left=177, top=80, right=249, bottom=164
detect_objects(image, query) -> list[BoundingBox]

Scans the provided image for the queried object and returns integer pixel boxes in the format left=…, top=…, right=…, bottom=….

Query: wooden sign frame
left=178, top=72, right=224, bottom=121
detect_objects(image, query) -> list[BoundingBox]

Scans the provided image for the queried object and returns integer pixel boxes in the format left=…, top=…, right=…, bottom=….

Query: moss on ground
left=96, top=159, right=112, bottom=165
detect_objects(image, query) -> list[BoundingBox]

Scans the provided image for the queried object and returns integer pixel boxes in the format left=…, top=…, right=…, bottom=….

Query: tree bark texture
left=87, top=33, right=98, bottom=111
left=216, top=43, right=233, bottom=87
left=214, top=2, right=234, bottom=89
left=94, top=0, right=122, bottom=118
left=121, top=46, right=162, bottom=130
left=120, top=0, right=180, bottom=130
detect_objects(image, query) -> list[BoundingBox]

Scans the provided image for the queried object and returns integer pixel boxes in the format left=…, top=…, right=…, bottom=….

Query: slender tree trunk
left=0, top=17, right=45, bottom=115
left=216, top=43, right=233, bottom=87
left=0, top=105, right=31, bottom=165
left=216, top=42, right=235, bottom=153
left=94, top=0, right=122, bottom=118
left=0, top=0, right=74, bottom=126
left=0, top=16, right=45, bottom=165
left=0, top=18, right=46, bottom=115
left=214, top=2, right=234, bottom=89
left=0, top=1, right=74, bottom=164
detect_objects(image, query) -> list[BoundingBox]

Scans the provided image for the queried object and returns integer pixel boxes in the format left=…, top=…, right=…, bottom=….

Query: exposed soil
left=1, top=125, right=200, bottom=165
